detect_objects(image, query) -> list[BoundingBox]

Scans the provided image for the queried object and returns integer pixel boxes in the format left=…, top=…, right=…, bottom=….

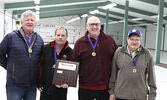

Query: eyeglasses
left=128, top=38, right=141, bottom=42
left=88, top=23, right=100, bottom=27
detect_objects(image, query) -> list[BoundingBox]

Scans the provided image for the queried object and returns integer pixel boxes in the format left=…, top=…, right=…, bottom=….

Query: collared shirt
left=20, top=27, right=34, bottom=41
left=19, top=27, right=36, bottom=50
left=127, top=45, right=140, bottom=58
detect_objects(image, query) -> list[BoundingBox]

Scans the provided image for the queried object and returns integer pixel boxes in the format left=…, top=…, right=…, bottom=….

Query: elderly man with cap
left=108, top=28, right=157, bottom=100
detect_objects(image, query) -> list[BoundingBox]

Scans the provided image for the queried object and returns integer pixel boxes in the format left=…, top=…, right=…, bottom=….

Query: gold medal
left=28, top=48, right=32, bottom=53
left=92, top=51, right=96, bottom=56
left=132, top=68, right=137, bottom=73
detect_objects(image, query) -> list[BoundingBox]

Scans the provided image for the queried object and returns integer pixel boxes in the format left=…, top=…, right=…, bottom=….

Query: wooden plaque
left=52, top=59, right=79, bottom=87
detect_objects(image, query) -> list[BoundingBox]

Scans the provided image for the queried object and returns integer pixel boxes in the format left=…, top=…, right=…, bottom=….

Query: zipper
left=12, top=63, right=15, bottom=78
left=29, top=54, right=31, bottom=58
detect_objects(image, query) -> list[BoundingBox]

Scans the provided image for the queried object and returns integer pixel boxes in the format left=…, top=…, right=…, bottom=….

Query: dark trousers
left=6, top=81, right=36, bottom=100
left=116, top=98, right=146, bottom=100
left=116, top=98, right=127, bottom=100
left=40, top=90, right=67, bottom=100
left=78, top=88, right=109, bottom=100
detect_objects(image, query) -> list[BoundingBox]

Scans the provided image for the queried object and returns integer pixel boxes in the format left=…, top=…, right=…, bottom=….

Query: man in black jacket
left=38, top=27, right=72, bottom=100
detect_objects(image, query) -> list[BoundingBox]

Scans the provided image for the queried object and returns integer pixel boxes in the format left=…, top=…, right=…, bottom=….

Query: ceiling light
left=150, top=15, right=166, bottom=18
left=81, top=14, right=88, bottom=18
left=138, top=23, right=152, bottom=26
left=101, top=3, right=117, bottom=10
left=66, top=17, right=80, bottom=23
left=36, top=11, right=40, bottom=15
left=150, top=15, right=158, bottom=18
left=34, top=0, right=40, bottom=4
left=35, top=5, right=40, bottom=10
left=108, top=21, right=119, bottom=24
left=118, top=20, right=124, bottom=23
left=89, top=9, right=99, bottom=14
left=131, top=18, right=143, bottom=21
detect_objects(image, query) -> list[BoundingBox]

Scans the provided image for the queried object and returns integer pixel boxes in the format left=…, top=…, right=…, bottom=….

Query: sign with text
left=52, top=59, right=79, bottom=87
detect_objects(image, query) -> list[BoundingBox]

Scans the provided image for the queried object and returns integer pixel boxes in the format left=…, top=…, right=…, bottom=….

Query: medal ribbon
left=129, top=46, right=141, bottom=66
left=54, top=43, right=64, bottom=63
left=88, top=34, right=100, bottom=51
left=22, top=27, right=34, bottom=47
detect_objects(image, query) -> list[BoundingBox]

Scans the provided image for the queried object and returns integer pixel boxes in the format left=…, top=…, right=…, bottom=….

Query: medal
left=88, top=34, right=100, bottom=57
left=129, top=46, right=141, bottom=74
left=132, top=68, right=137, bottom=73
left=22, top=27, right=34, bottom=54
left=92, top=51, right=96, bottom=56
left=52, top=64, right=56, bottom=68
left=28, top=48, right=32, bottom=53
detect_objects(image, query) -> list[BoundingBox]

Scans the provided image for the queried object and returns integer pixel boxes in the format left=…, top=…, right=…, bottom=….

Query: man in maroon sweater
left=70, top=16, right=118, bottom=100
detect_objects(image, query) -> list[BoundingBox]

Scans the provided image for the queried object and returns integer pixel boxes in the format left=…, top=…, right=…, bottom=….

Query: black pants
left=40, top=90, right=67, bottom=100
left=78, top=88, right=109, bottom=100
left=116, top=98, right=127, bottom=100
left=116, top=98, right=145, bottom=100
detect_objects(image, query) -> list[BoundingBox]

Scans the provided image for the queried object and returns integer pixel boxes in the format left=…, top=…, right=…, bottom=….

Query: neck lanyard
left=22, top=27, right=34, bottom=47
left=22, top=27, right=34, bottom=54
left=54, top=43, right=64, bottom=63
left=88, top=34, right=100, bottom=51
left=129, top=46, right=141, bottom=66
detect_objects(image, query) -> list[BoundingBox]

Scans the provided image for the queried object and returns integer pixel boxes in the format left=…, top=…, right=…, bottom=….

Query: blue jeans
left=6, top=81, right=37, bottom=100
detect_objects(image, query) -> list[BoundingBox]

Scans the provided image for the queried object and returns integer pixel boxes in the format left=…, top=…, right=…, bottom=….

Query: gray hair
left=87, top=16, right=101, bottom=24
left=55, top=27, right=68, bottom=37
left=21, top=10, right=36, bottom=22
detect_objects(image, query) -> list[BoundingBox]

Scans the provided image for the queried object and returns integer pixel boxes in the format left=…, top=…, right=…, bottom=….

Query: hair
left=87, top=16, right=101, bottom=24
left=55, top=27, right=68, bottom=37
left=21, top=10, right=36, bottom=22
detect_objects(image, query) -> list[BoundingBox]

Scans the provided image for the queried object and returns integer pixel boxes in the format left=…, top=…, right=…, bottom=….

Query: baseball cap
left=128, top=29, right=142, bottom=37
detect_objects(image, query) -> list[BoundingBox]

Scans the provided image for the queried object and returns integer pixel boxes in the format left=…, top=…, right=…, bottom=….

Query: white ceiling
left=2, top=0, right=167, bottom=25
left=3, top=0, right=167, bottom=3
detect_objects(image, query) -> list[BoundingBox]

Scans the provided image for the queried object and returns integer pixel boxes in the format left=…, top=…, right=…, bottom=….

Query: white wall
left=108, top=23, right=124, bottom=45
left=36, top=16, right=150, bottom=46
left=164, top=24, right=167, bottom=51
left=103, top=23, right=166, bottom=51
left=146, top=25, right=157, bottom=49
left=17, top=15, right=167, bottom=51
left=104, top=23, right=146, bottom=46
left=0, top=1, right=13, bottom=42
left=145, top=25, right=165, bottom=50
left=0, top=0, right=4, bottom=42
left=4, top=10, right=13, bottom=36
left=34, top=16, right=86, bottom=44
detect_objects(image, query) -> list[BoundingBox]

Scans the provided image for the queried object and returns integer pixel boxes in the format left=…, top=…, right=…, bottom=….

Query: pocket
left=12, top=63, right=15, bottom=79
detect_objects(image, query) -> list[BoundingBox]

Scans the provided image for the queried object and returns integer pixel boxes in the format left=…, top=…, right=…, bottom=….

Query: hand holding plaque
left=52, top=59, right=79, bottom=87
